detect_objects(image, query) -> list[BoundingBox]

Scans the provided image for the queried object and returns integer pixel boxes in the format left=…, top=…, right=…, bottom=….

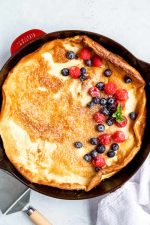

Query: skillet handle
left=10, top=29, right=46, bottom=55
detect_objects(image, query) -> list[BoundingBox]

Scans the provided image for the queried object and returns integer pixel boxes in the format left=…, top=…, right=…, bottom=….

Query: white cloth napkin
left=96, top=154, right=150, bottom=225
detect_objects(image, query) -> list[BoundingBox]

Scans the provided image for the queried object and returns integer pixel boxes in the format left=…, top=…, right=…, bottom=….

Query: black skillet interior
left=0, top=30, right=150, bottom=200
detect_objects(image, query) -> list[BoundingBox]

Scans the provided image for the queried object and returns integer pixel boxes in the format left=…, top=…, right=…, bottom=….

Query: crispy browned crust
left=81, top=36, right=145, bottom=85
left=0, top=35, right=146, bottom=191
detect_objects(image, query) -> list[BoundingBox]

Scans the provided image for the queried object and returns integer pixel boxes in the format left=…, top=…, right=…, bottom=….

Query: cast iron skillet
left=0, top=30, right=150, bottom=200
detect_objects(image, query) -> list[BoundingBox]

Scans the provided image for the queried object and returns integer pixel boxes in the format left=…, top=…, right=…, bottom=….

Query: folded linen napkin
left=96, top=154, right=150, bottom=225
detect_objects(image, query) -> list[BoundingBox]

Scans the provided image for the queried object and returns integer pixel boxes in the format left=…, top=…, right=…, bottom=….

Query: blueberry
left=96, top=82, right=104, bottom=91
left=106, top=118, right=114, bottom=126
left=90, top=150, right=98, bottom=158
left=83, top=154, right=92, bottom=162
left=100, top=107, right=110, bottom=116
left=124, top=75, right=132, bottom=83
left=79, top=75, right=87, bottom=81
left=104, top=69, right=112, bottom=77
left=107, top=104, right=117, bottom=113
left=107, top=97, right=115, bottom=105
left=87, top=101, right=94, bottom=109
left=90, top=138, right=99, bottom=145
left=129, top=112, right=137, bottom=120
left=61, top=68, right=69, bottom=76
left=92, top=97, right=101, bottom=104
left=74, top=141, right=83, bottom=148
left=111, top=143, right=119, bottom=151
left=100, top=98, right=107, bottom=106
left=66, top=51, right=76, bottom=59
left=80, top=67, right=86, bottom=75
left=97, top=124, right=105, bottom=132
left=96, top=144, right=106, bottom=153
left=107, top=150, right=115, bottom=158
left=95, top=167, right=101, bottom=172
left=85, top=59, right=92, bottom=66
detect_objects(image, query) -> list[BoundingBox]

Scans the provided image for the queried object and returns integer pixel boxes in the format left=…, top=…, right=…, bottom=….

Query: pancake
left=0, top=35, right=146, bottom=191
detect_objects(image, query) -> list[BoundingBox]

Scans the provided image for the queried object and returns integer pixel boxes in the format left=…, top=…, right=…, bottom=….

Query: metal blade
left=4, top=189, right=31, bottom=215
left=0, top=170, right=28, bottom=214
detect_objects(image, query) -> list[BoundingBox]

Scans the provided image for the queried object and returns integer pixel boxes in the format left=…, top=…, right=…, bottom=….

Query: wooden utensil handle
left=30, top=210, right=52, bottom=225
left=25, top=206, right=52, bottom=225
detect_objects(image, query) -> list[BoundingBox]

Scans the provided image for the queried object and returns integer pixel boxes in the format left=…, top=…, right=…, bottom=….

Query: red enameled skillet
left=0, top=29, right=150, bottom=200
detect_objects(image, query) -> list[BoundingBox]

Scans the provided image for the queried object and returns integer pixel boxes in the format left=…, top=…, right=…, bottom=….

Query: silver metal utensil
left=0, top=171, right=52, bottom=225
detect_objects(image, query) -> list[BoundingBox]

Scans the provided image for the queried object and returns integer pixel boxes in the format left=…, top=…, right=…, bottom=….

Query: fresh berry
left=92, top=97, right=101, bottom=104
left=116, top=100, right=125, bottom=109
left=107, top=104, right=117, bottom=113
left=111, top=143, right=119, bottom=151
left=87, top=101, right=94, bottom=109
left=61, top=68, right=69, bottom=76
left=112, top=131, right=125, bottom=143
left=95, top=167, right=101, bottom=172
left=79, top=75, right=87, bottom=81
left=88, top=87, right=100, bottom=97
left=90, top=138, right=99, bottom=145
left=83, top=154, right=92, bottom=162
left=115, top=116, right=128, bottom=128
left=93, top=112, right=106, bottom=123
left=92, top=55, right=103, bottom=67
left=85, top=59, right=92, bottom=66
left=74, top=141, right=83, bottom=148
left=99, top=134, right=111, bottom=145
left=92, top=155, right=106, bottom=168
left=124, top=76, right=132, bottom=83
left=97, top=124, right=105, bottom=132
left=115, top=89, right=128, bottom=101
left=79, top=48, right=92, bottom=60
left=69, top=66, right=81, bottom=78
left=66, top=51, right=76, bottom=59
left=100, top=107, right=110, bottom=116
left=107, top=150, right=115, bottom=158
left=107, top=97, right=115, bottom=105
left=91, top=150, right=98, bottom=158
left=80, top=67, right=86, bottom=75
left=104, top=69, right=112, bottom=77
left=104, top=82, right=117, bottom=95
left=129, top=112, right=137, bottom=120
left=106, top=118, right=114, bottom=126
left=100, top=98, right=107, bottom=106
left=96, top=82, right=105, bottom=91
left=96, top=144, right=106, bottom=153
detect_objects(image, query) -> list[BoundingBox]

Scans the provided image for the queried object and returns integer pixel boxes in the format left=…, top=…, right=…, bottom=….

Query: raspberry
left=115, top=116, right=128, bottom=128
left=104, top=82, right=117, bottom=95
left=112, top=131, right=125, bottom=143
left=116, top=100, right=125, bottom=109
left=98, top=134, right=111, bottom=145
left=69, top=66, right=81, bottom=78
left=93, top=112, right=105, bottom=123
left=92, top=155, right=106, bottom=168
left=92, top=55, right=103, bottom=67
left=115, top=89, right=128, bottom=101
left=88, top=87, right=100, bottom=97
left=79, top=48, right=92, bottom=60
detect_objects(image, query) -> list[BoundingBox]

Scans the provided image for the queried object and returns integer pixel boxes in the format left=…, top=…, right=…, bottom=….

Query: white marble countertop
left=0, top=0, right=150, bottom=224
